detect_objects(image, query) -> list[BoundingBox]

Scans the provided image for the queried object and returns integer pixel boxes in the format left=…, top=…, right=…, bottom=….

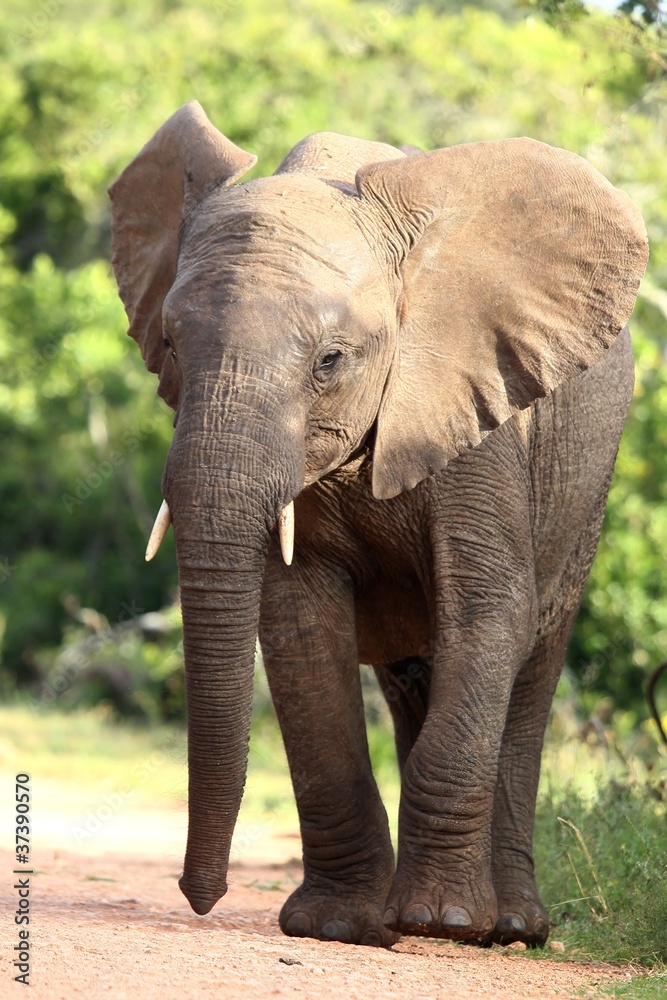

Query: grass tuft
left=536, top=780, right=667, bottom=967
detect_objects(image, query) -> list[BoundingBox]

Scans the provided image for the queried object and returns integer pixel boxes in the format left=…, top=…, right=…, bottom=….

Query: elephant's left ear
left=356, top=138, right=648, bottom=500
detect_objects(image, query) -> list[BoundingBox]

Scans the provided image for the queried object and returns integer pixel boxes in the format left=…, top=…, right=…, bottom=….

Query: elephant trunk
left=177, top=541, right=262, bottom=914
left=164, top=367, right=299, bottom=915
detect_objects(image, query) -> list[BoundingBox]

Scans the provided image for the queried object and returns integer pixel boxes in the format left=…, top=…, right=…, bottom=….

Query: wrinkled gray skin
left=109, top=103, right=647, bottom=948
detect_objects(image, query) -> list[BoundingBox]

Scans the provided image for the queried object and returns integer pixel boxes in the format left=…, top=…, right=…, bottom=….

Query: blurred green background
left=1, top=0, right=667, bottom=728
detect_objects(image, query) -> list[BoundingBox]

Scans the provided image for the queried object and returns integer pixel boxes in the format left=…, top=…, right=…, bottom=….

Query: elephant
left=108, top=102, right=647, bottom=948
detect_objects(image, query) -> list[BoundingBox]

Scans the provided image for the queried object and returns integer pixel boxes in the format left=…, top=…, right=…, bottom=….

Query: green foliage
left=1, top=0, right=667, bottom=724
left=520, top=0, right=589, bottom=29
left=0, top=249, right=176, bottom=685
left=528, top=0, right=665, bottom=28
left=532, top=684, right=667, bottom=973
left=535, top=779, right=667, bottom=965
left=32, top=605, right=185, bottom=721
left=617, top=2, right=664, bottom=25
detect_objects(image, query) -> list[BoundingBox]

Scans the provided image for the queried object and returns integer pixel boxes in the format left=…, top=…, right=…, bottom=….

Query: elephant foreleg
left=384, top=462, right=538, bottom=943
left=384, top=625, right=534, bottom=941
left=259, top=540, right=397, bottom=947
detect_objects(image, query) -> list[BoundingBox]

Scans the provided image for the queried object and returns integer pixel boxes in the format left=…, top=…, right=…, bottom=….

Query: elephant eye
left=163, top=337, right=177, bottom=361
left=314, top=350, right=342, bottom=379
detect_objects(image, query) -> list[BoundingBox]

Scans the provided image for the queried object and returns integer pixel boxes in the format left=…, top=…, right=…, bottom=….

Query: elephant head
left=109, top=102, right=647, bottom=915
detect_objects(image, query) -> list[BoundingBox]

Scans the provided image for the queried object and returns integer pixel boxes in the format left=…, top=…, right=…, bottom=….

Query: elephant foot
left=280, top=884, right=399, bottom=948
left=383, top=877, right=497, bottom=942
left=489, top=889, right=549, bottom=947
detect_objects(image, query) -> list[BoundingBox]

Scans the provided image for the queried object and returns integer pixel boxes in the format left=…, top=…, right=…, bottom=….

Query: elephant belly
left=355, top=573, right=431, bottom=665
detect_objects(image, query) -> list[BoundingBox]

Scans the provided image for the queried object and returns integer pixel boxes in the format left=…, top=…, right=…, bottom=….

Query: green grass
left=608, top=974, right=667, bottom=998
left=535, top=781, right=667, bottom=966
left=606, top=971, right=667, bottom=1000
left=532, top=702, right=667, bottom=972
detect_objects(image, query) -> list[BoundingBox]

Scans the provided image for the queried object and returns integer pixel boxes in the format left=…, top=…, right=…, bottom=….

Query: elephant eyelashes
left=314, top=350, right=342, bottom=381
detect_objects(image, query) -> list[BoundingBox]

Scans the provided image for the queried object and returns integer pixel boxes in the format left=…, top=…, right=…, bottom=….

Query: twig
left=547, top=896, right=604, bottom=909
left=558, top=817, right=610, bottom=916
left=565, top=851, right=595, bottom=916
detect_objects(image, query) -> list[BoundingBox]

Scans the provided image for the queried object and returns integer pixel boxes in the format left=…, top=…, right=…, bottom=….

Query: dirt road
left=2, top=844, right=630, bottom=999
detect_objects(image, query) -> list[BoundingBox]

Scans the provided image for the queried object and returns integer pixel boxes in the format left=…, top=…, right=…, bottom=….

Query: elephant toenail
left=442, top=906, right=473, bottom=932
left=284, top=911, right=311, bottom=937
left=532, top=918, right=549, bottom=943
left=383, top=907, right=399, bottom=929
left=494, top=912, right=527, bottom=943
left=360, top=930, right=382, bottom=947
left=321, top=919, right=351, bottom=943
left=402, top=903, right=434, bottom=929
left=506, top=913, right=527, bottom=934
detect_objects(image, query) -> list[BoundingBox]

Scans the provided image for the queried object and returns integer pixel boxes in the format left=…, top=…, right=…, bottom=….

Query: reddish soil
left=1, top=847, right=630, bottom=999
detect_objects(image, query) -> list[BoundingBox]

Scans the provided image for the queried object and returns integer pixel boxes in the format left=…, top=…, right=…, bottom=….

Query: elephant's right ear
left=109, top=102, right=256, bottom=379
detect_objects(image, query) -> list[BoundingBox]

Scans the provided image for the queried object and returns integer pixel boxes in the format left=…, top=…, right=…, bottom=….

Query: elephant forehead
left=164, top=270, right=382, bottom=360
left=207, top=172, right=355, bottom=222
left=181, top=175, right=374, bottom=279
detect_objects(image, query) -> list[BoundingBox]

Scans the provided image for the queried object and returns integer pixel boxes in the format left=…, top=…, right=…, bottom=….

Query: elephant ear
left=109, top=101, right=256, bottom=381
left=275, top=131, right=404, bottom=186
left=356, top=138, right=648, bottom=500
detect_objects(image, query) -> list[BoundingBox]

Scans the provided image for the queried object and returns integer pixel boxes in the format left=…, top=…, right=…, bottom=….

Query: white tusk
left=278, top=501, right=294, bottom=567
left=145, top=500, right=171, bottom=562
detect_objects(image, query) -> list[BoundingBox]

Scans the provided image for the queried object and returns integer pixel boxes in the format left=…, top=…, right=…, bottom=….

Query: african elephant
left=109, top=102, right=647, bottom=948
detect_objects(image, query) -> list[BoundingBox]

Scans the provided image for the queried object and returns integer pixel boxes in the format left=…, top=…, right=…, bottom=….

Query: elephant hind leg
left=491, top=486, right=615, bottom=948
left=373, top=658, right=431, bottom=775
left=490, top=575, right=599, bottom=945
left=489, top=621, right=573, bottom=947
